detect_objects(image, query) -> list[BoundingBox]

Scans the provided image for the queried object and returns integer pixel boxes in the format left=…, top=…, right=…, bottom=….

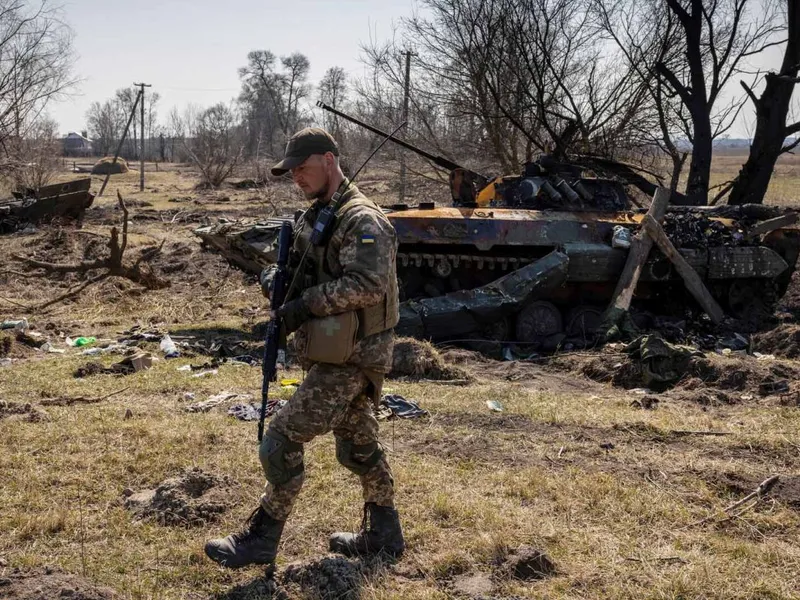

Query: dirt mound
left=753, top=324, right=800, bottom=359
left=703, top=472, right=800, bottom=509
left=502, top=546, right=557, bottom=580
left=571, top=346, right=800, bottom=398
left=0, top=400, right=49, bottom=422
left=281, top=556, right=367, bottom=600
left=390, top=338, right=471, bottom=381
left=91, top=157, right=128, bottom=175
left=0, top=567, right=115, bottom=599
left=123, top=467, right=233, bottom=526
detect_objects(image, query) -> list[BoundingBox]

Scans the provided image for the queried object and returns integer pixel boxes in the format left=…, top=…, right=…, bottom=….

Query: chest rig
left=293, top=192, right=399, bottom=343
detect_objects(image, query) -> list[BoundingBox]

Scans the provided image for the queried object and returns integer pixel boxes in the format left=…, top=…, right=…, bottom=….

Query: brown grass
left=1, top=159, right=800, bottom=599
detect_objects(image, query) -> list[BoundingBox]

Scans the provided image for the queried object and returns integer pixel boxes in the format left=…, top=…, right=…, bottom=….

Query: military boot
left=329, top=503, right=405, bottom=558
left=205, top=506, right=285, bottom=568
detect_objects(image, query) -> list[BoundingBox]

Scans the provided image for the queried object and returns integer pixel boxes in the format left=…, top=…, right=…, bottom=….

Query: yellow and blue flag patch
left=360, top=234, right=375, bottom=244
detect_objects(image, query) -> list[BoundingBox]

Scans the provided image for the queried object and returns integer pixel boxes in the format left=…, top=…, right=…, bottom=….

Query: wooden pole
left=641, top=214, right=725, bottom=324
left=134, top=82, right=151, bottom=192
left=399, top=50, right=414, bottom=204
left=97, top=89, right=142, bottom=197
left=603, top=187, right=671, bottom=318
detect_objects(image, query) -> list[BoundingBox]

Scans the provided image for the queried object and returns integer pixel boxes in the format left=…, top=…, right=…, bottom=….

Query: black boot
left=329, top=503, right=405, bottom=558
left=205, top=506, right=285, bottom=568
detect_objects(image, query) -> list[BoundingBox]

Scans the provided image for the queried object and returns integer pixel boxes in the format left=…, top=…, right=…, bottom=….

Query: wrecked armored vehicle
left=0, top=177, right=94, bottom=233
left=195, top=194, right=800, bottom=346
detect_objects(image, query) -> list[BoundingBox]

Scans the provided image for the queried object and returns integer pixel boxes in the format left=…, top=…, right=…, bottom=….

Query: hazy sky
left=53, top=0, right=417, bottom=133
left=50, top=0, right=787, bottom=139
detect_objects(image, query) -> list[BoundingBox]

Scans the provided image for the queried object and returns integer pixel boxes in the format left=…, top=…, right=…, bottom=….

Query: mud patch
left=0, top=567, right=115, bottom=599
left=281, top=555, right=373, bottom=600
left=450, top=572, right=495, bottom=596
left=390, top=338, right=470, bottom=381
left=123, top=468, right=233, bottom=526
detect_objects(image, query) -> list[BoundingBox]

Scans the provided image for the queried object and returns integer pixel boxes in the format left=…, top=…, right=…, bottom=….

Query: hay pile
left=91, top=157, right=129, bottom=175
left=390, top=337, right=471, bottom=381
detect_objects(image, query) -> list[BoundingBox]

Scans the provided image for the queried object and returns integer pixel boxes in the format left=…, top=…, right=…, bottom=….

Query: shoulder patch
left=360, top=234, right=375, bottom=244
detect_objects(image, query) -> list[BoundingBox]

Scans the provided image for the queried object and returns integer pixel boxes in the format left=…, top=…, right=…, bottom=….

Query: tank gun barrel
left=316, top=101, right=479, bottom=176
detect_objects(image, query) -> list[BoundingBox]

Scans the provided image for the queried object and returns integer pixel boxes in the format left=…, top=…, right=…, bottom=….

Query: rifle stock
left=258, top=221, right=294, bottom=442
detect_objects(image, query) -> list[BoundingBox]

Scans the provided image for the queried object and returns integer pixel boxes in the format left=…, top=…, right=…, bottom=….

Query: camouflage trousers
left=259, top=362, right=395, bottom=521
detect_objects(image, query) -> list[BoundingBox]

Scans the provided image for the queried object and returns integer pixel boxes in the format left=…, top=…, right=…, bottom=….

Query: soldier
left=205, top=128, right=404, bottom=569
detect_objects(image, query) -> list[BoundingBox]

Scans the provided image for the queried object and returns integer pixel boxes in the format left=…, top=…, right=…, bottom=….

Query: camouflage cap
left=271, top=127, right=339, bottom=176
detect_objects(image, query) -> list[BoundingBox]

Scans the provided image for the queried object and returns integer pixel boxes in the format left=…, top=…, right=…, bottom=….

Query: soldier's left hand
left=276, top=298, right=313, bottom=333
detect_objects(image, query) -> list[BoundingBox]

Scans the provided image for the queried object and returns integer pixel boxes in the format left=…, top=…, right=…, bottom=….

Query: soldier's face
left=291, top=154, right=332, bottom=200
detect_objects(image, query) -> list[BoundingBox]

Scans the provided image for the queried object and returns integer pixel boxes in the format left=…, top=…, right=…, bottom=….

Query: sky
left=49, top=0, right=788, bottom=139
left=52, top=0, right=418, bottom=133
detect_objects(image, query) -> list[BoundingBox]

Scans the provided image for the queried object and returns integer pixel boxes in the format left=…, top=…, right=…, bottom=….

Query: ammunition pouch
left=259, top=428, right=304, bottom=485
left=335, top=437, right=383, bottom=476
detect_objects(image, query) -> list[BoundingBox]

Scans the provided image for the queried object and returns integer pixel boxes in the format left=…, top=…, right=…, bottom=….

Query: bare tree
left=318, top=66, right=347, bottom=137
left=183, top=103, right=243, bottom=188
left=3, top=115, right=59, bottom=189
left=728, top=0, right=799, bottom=205
left=238, top=50, right=312, bottom=156
left=86, top=99, right=122, bottom=156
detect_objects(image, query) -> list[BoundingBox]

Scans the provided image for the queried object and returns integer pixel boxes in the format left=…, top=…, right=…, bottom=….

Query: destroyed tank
left=195, top=107, right=800, bottom=346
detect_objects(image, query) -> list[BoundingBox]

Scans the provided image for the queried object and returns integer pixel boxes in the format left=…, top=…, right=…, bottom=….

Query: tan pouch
left=305, top=311, right=359, bottom=364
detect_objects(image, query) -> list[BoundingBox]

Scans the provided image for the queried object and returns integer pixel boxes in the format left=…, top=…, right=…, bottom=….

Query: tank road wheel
left=515, top=301, right=563, bottom=344
left=482, top=317, right=511, bottom=342
left=565, top=306, right=603, bottom=339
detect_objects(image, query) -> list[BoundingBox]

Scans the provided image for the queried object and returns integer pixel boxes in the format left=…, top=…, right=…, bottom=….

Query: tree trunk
left=728, top=2, right=799, bottom=206
left=685, top=110, right=713, bottom=205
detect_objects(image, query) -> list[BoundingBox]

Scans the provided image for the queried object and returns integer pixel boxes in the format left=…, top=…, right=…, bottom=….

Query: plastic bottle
left=160, top=334, right=180, bottom=358
left=72, top=336, right=96, bottom=347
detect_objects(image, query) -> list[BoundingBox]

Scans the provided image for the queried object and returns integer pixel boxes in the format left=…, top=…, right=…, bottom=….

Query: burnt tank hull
left=195, top=202, right=800, bottom=344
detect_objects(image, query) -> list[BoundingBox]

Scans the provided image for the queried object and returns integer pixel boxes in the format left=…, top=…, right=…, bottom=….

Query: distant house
left=63, top=131, right=93, bottom=157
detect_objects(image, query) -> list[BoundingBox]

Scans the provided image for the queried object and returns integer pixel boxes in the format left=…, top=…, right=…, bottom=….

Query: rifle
left=258, top=221, right=293, bottom=442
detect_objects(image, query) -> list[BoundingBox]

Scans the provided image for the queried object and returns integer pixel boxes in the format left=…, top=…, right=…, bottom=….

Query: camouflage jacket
left=291, top=182, right=399, bottom=375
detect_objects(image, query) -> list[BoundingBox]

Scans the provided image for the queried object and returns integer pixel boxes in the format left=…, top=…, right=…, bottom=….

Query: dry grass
left=1, top=160, right=800, bottom=599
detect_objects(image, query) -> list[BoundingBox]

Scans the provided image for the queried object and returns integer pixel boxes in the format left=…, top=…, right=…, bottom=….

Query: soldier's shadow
left=212, top=554, right=392, bottom=600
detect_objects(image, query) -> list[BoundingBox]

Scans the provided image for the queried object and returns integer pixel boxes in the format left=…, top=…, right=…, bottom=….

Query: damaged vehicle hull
left=195, top=202, right=800, bottom=344
left=0, top=178, right=94, bottom=233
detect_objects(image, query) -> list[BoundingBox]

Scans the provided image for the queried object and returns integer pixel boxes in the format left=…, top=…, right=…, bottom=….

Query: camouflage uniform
left=260, top=183, right=399, bottom=522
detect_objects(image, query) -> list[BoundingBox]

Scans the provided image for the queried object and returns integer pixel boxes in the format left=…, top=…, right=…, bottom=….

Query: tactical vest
left=297, top=195, right=399, bottom=341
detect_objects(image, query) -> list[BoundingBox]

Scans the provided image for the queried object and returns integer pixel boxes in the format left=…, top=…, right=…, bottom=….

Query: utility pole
left=134, top=82, right=151, bottom=191
left=399, top=50, right=415, bottom=204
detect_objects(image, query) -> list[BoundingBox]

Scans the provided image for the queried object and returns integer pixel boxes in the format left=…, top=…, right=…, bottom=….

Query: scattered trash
left=176, top=364, right=192, bottom=371
left=68, top=336, right=97, bottom=347
left=754, top=352, right=775, bottom=361
left=185, top=391, right=253, bottom=413
left=228, top=400, right=286, bottom=421
left=0, top=357, right=12, bottom=367
left=377, top=394, right=429, bottom=420
left=160, top=334, right=181, bottom=358
left=73, top=353, right=153, bottom=377
left=600, top=442, right=615, bottom=450
left=624, top=334, right=703, bottom=388
left=716, top=333, right=749, bottom=352
left=183, top=392, right=196, bottom=401
left=486, top=399, right=504, bottom=412
left=1, top=318, right=28, bottom=330
left=40, top=342, right=64, bottom=354
left=192, top=369, right=218, bottom=378
left=123, top=408, right=134, bottom=420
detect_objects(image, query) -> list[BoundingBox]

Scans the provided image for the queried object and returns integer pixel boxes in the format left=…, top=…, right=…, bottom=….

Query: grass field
left=1, top=155, right=800, bottom=599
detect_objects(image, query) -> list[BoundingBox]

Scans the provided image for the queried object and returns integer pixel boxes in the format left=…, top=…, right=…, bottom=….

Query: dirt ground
left=1, top=158, right=800, bottom=599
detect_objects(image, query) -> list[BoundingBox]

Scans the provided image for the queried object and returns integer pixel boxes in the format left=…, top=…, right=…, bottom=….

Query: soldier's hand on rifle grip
left=276, top=297, right=313, bottom=334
